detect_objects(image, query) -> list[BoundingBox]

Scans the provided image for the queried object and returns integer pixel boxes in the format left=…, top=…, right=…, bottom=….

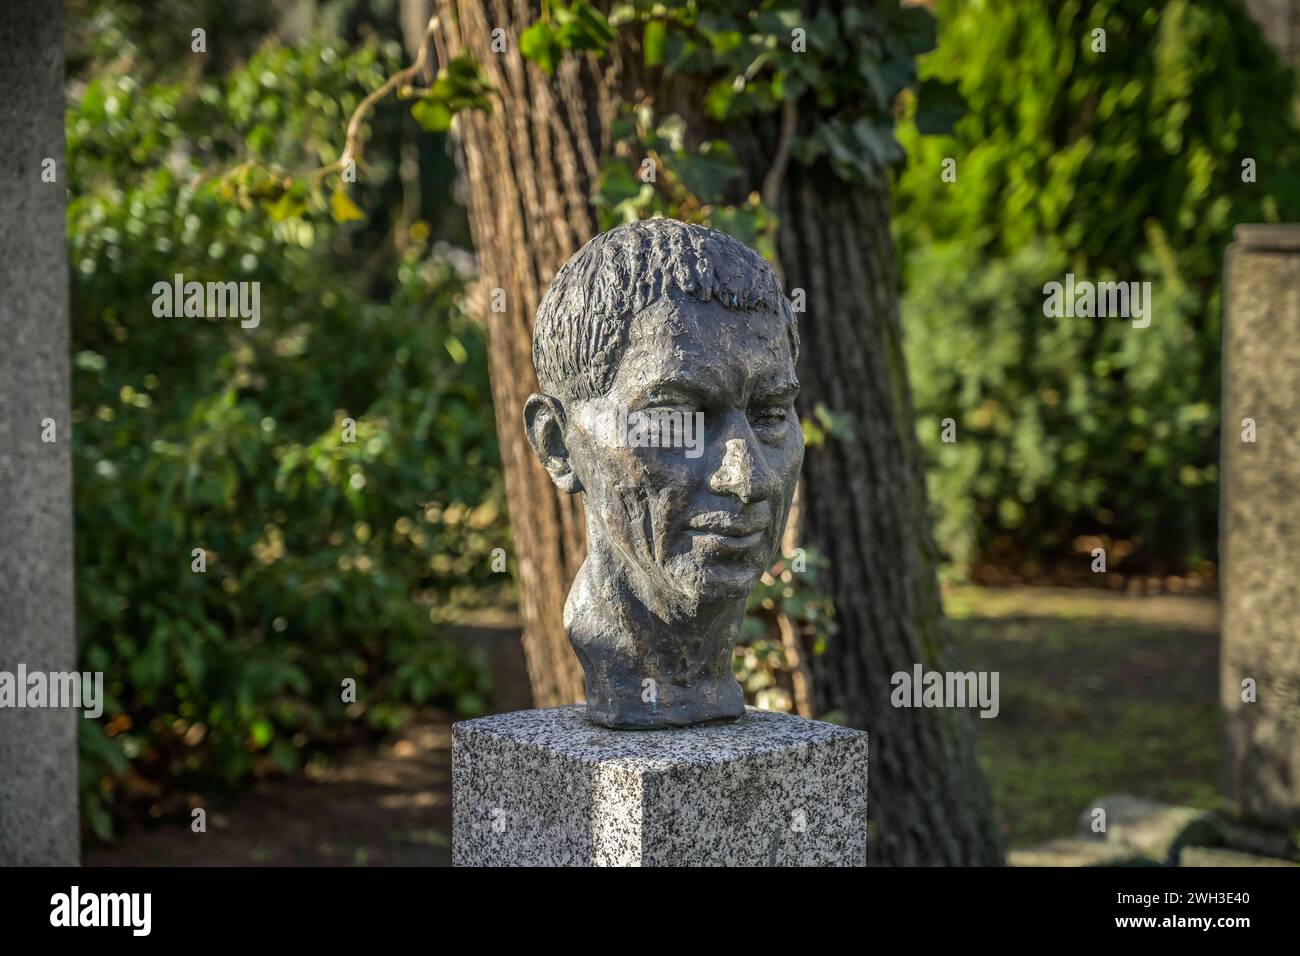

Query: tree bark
left=0, top=0, right=79, bottom=865
left=437, top=0, right=1002, bottom=863
left=775, top=171, right=1003, bottom=864
left=1244, top=0, right=1300, bottom=67
left=436, top=0, right=613, bottom=706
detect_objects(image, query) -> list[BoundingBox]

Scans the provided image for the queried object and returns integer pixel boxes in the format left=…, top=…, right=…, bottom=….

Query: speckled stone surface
left=0, top=0, right=79, bottom=866
left=1222, top=225, right=1300, bottom=827
left=452, top=705, right=867, bottom=866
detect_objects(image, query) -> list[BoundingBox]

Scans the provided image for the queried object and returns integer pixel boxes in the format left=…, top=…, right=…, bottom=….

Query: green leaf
left=805, top=10, right=839, bottom=53
left=83, top=794, right=114, bottom=841
left=554, top=0, right=615, bottom=52
left=410, top=98, right=453, bottom=131
left=444, top=335, right=469, bottom=365
left=594, top=160, right=643, bottom=209
left=819, top=121, right=871, bottom=181
left=673, top=140, right=741, bottom=201
left=892, top=4, right=937, bottom=56
left=702, top=202, right=770, bottom=253
left=330, top=188, right=365, bottom=223
left=644, top=20, right=667, bottom=67
left=705, top=78, right=740, bottom=121
left=815, top=403, right=857, bottom=442
left=524, top=1, right=614, bottom=69
left=411, top=55, right=495, bottom=130
left=876, top=51, right=918, bottom=106
left=608, top=3, right=638, bottom=28
left=270, top=737, right=298, bottom=772
left=268, top=190, right=310, bottom=221
left=790, top=130, right=826, bottom=167
left=655, top=113, right=687, bottom=151
left=860, top=62, right=890, bottom=112
left=519, top=21, right=560, bottom=73
left=914, top=78, right=968, bottom=136
left=455, top=691, right=486, bottom=717
left=854, top=119, right=904, bottom=170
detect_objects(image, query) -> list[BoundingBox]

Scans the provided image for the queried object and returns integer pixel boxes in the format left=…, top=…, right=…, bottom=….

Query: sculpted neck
left=565, top=534, right=747, bottom=728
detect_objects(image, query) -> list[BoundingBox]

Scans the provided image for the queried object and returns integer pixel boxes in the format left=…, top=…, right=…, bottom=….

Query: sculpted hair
left=532, top=218, right=799, bottom=402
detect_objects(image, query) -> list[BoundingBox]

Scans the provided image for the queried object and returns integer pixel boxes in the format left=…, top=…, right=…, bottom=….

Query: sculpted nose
left=709, top=436, right=774, bottom=504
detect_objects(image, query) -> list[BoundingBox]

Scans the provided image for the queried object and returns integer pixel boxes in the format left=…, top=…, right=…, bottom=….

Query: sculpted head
left=525, top=219, right=803, bottom=727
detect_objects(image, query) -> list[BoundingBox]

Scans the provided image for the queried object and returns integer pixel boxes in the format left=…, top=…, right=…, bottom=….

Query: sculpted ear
left=524, top=393, right=583, bottom=494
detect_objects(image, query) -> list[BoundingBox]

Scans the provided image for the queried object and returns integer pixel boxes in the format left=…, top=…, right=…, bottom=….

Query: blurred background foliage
left=67, top=0, right=504, bottom=837
left=64, top=0, right=1300, bottom=838
left=893, top=0, right=1300, bottom=585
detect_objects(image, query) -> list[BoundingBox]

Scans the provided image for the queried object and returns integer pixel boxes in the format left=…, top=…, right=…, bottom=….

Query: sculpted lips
left=687, top=510, right=769, bottom=552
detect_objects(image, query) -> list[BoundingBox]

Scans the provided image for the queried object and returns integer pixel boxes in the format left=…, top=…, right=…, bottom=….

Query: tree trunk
left=436, top=0, right=1002, bottom=863
left=0, top=0, right=79, bottom=865
left=775, top=171, right=1003, bottom=864
left=436, top=0, right=612, bottom=706
left=1244, top=0, right=1300, bottom=67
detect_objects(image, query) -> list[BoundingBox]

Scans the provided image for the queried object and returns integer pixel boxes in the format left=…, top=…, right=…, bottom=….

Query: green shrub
left=893, top=0, right=1300, bottom=577
left=69, top=30, right=505, bottom=837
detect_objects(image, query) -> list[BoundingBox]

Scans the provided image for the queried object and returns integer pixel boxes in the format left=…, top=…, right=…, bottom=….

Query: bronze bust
left=525, top=219, right=803, bottom=728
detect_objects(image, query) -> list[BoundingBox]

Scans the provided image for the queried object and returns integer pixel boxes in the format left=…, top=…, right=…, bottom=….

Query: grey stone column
left=1221, top=223, right=1300, bottom=828
left=453, top=706, right=868, bottom=866
left=0, top=0, right=80, bottom=865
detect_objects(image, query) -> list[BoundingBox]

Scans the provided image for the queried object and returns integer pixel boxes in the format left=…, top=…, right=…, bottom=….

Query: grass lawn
left=944, top=585, right=1222, bottom=849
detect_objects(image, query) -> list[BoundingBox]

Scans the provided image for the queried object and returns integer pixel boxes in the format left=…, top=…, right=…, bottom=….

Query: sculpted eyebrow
left=631, top=380, right=710, bottom=405
left=632, top=376, right=797, bottom=407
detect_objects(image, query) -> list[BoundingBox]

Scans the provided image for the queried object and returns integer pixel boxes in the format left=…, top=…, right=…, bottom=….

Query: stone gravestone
left=453, top=219, right=868, bottom=865
left=0, top=0, right=80, bottom=866
left=1221, top=223, right=1300, bottom=827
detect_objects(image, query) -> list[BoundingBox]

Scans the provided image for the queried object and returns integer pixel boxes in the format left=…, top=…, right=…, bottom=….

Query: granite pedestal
left=1222, top=223, right=1300, bottom=826
left=452, top=705, right=868, bottom=866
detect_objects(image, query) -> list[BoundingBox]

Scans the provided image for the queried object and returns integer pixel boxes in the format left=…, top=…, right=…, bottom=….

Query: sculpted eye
left=637, top=393, right=697, bottom=416
left=645, top=401, right=696, bottom=415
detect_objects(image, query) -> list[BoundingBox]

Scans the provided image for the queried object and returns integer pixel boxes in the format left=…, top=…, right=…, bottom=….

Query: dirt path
left=85, top=615, right=530, bottom=867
